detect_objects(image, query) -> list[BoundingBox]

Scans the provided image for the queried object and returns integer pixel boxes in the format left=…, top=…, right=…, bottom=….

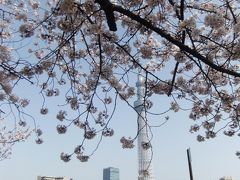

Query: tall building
left=37, top=176, right=73, bottom=180
left=134, top=71, right=154, bottom=180
left=103, top=167, right=119, bottom=180
left=220, top=177, right=233, bottom=180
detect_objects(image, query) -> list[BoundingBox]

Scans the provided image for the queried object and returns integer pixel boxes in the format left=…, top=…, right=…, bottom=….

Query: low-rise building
left=220, top=176, right=232, bottom=180
left=37, top=176, right=73, bottom=180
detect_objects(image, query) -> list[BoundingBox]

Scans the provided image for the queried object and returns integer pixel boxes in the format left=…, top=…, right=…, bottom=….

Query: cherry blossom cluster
left=0, top=119, right=32, bottom=160
left=120, top=137, right=135, bottom=149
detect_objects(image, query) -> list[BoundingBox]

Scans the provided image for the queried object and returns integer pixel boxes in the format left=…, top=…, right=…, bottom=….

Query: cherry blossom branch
left=168, top=0, right=185, bottom=96
left=95, top=0, right=117, bottom=31
left=111, top=4, right=240, bottom=77
left=226, top=1, right=237, bottom=24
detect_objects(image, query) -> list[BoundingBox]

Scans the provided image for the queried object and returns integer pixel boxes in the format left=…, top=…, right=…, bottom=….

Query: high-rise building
left=220, top=177, right=233, bottom=180
left=103, top=167, right=119, bottom=180
left=134, top=71, right=154, bottom=180
left=37, top=176, right=73, bottom=180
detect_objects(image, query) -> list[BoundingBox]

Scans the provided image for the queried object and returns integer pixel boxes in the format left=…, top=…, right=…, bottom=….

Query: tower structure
left=134, top=71, right=154, bottom=180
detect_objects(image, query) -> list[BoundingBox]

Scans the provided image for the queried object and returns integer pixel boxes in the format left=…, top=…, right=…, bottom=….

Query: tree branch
left=112, top=4, right=240, bottom=77
left=95, top=0, right=117, bottom=31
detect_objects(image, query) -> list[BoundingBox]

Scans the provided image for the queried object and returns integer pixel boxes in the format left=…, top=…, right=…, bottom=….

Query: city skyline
left=35, top=167, right=236, bottom=180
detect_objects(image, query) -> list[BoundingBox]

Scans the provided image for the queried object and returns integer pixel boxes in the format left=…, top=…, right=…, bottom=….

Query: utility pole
left=187, top=148, right=194, bottom=180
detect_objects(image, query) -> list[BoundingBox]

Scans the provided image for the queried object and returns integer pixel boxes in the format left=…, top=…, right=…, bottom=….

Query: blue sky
left=0, top=1, right=240, bottom=180
left=0, top=86, right=240, bottom=180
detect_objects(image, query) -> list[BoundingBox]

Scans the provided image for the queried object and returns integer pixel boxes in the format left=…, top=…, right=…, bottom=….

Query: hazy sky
left=0, top=84, right=240, bottom=180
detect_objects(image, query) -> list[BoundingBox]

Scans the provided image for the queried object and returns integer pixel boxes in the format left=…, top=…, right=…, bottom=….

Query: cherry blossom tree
left=1, top=0, right=240, bottom=161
